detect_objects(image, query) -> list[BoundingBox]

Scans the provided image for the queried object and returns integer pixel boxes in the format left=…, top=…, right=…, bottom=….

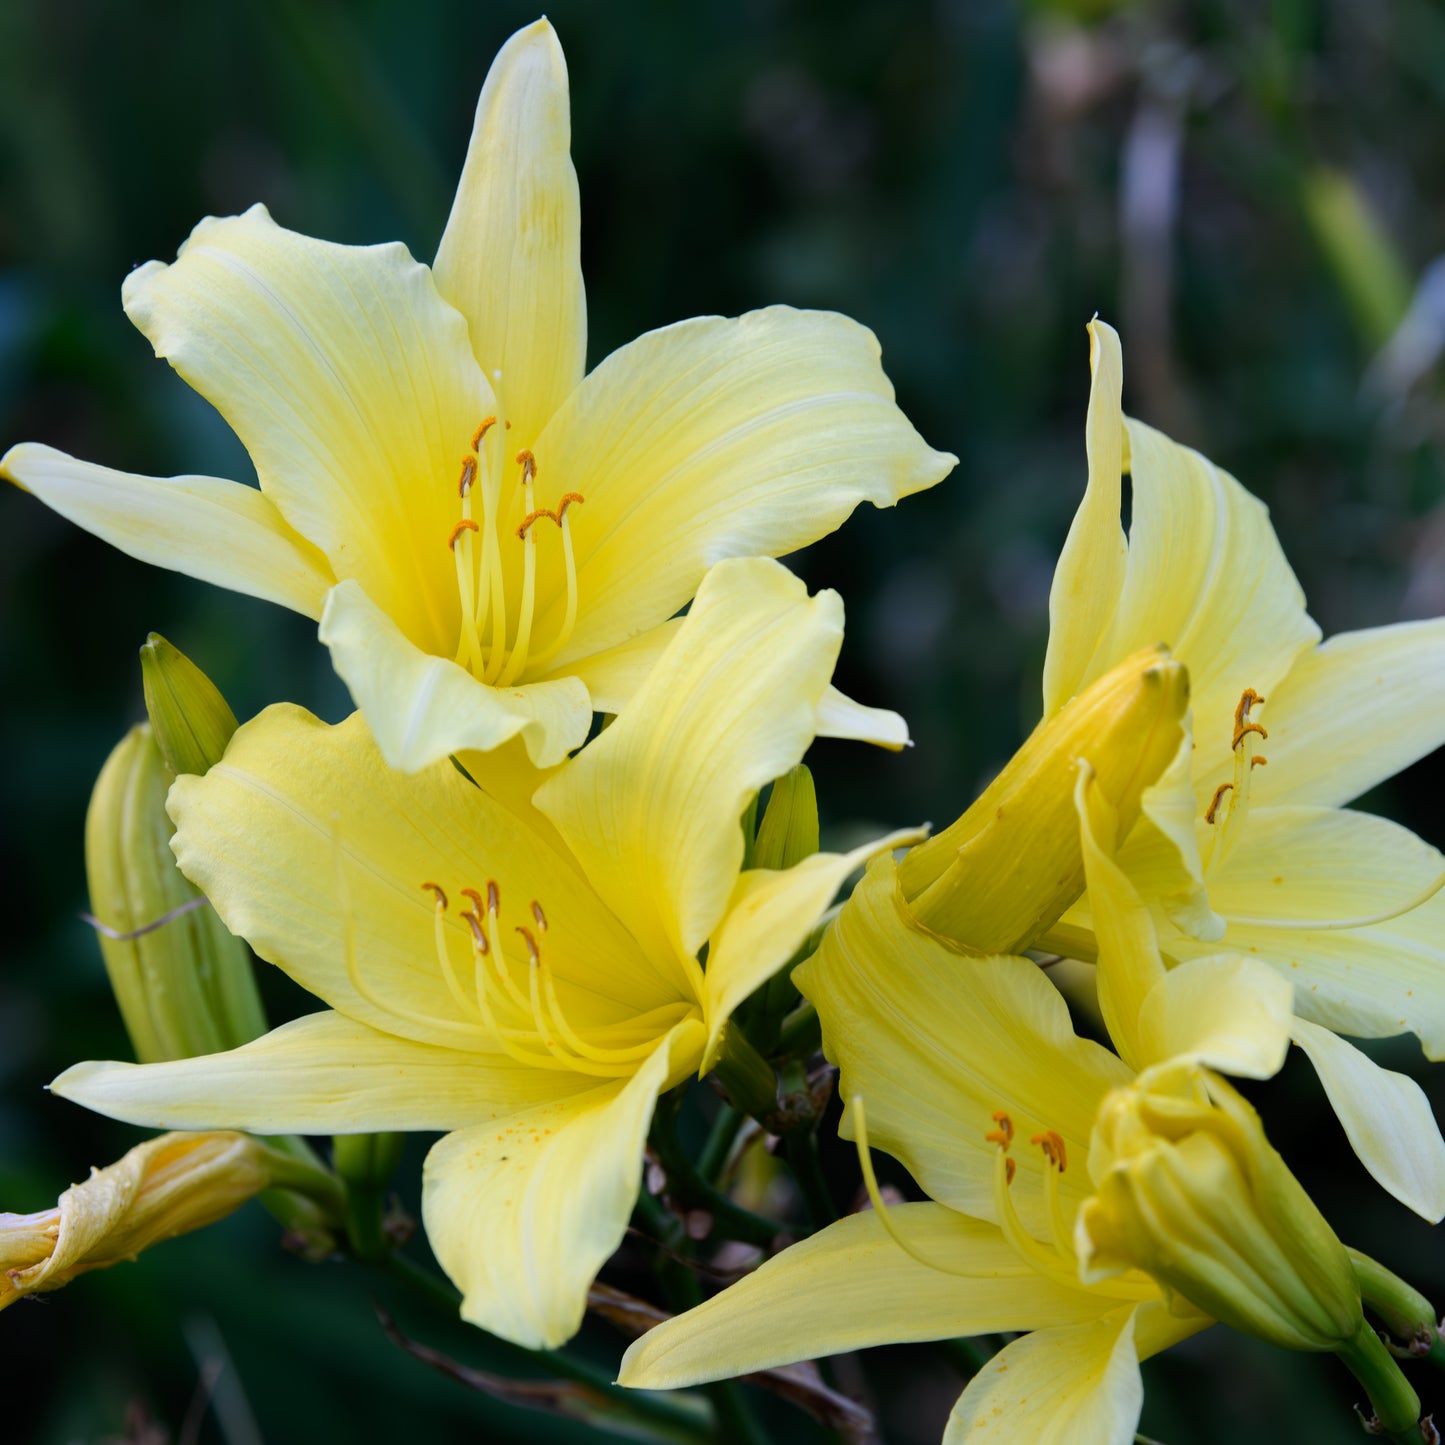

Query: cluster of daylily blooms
left=6, top=19, right=1445, bottom=1445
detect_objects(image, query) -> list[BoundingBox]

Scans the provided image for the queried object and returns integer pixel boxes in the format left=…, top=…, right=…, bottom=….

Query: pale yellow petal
left=1181, top=805, right=1445, bottom=1054
left=1137, top=954, right=1293, bottom=1078
left=168, top=705, right=678, bottom=1049
left=122, top=204, right=494, bottom=653
left=1290, top=1019, right=1445, bottom=1222
left=797, top=856, right=1132, bottom=1230
left=423, top=1019, right=704, bottom=1350
left=2, top=442, right=334, bottom=617
left=50, top=1012, right=582, bottom=1133
left=1042, top=318, right=1128, bottom=715
left=319, top=578, right=591, bottom=771
left=944, top=1301, right=1208, bottom=1445
left=536, top=558, right=843, bottom=970
left=701, top=827, right=925, bottom=1067
left=526, top=308, right=955, bottom=667
left=619, top=1204, right=1125, bottom=1389
left=1253, top=618, right=1445, bottom=809
left=815, top=684, right=910, bottom=750
left=433, top=18, right=585, bottom=447
left=552, top=618, right=680, bottom=714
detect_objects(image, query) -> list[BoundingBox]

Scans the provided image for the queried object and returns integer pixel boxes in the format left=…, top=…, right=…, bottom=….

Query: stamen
left=1030, top=1130, right=1068, bottom=1171
left=1234, top=721, right=1268, bottom=748
left=1205, top=782, right=1234, bottom=824
left=460, top=887, right=485, bottom=917
left=984, top=1110, right=1014, bottom=1147
left=472, top=417, right=496, bottom=452
left=460, top=910, right=489, bottom=954
left=1234, top=688, right=1265, bottom=732
left=496, top=450, right=540, bottom=687
left=421, top=882, right=448, bottom=911
left=1251, top=755, right=1268, bottom=768
left=531, top=900, right=548, bottom=932
left=448, top=518, right=480, bottom=550
left=526, top=495, right=584, bottom=671
left=556, top=492, right=585, bottom=520
left=516, top=449, right=536, bottom=483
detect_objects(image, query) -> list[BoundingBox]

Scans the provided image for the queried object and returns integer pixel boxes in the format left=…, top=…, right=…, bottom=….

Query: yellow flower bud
left=139, top=633, right=239, bottom=777
left=897, top=645, right=1188, bottom=953
left=85, top=724, right=266, bottom=1062
left=1078, top=1060, right=1362, bottom=1353
left=0, top=1132, right=272, bottom=1309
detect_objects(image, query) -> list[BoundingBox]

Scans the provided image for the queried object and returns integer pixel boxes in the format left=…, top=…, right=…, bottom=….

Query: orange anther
left=556, top=491, right=585, bottom=521
left=1232, top=689, right=1268, bottom=749
left=531, top=900, right=548, bottom=932
left=515, top=926, right=541, bottom=965
left=460, top=887, right=485, bottom=916
left=460, top=910, right=488, bottom=952
left=421, top=881, right=448, bottom=910
left=1233, top=720, right=1268, bottom=749
left=1030, top=1129, right=1068, bottom=1172
left=516, top=449, right=536, bottom=483
left=1205, top=782, right=1234, bottom=824
left=486, top=880, right=501, bottom=916
left=1005, top=1158, right=1017, bottom=1185
left=457, top=455, right=477, bottom=496
left=448, top=518, right=480, bottom=550
left=984, top=1111, right=1015, bottom=1149
left=1251, top=755, right=1268, bottom=768
left=516, top=507, right=559, bottom=539
left=472, top=417, right=496, bottom=451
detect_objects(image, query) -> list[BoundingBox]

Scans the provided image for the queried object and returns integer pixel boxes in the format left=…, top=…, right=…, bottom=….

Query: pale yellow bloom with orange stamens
left=1, top=19, right=952, bottom=775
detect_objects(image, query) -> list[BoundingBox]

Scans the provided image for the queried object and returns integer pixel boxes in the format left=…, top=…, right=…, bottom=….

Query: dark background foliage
left=3, top=1, right=1444, bottom=1441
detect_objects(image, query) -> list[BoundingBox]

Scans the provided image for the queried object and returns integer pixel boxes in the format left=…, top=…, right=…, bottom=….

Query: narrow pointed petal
left=1182, top=805, right=1445, bottom=1055
left=1290, top=1020, right=1445, bottom=1222
left=1042, top=318, right=1128, bottom=715
left=620, top=1204, right=1126, bottom=1389
left=320, top=578, right=591, bottom=771
left=815, top=685, right=910, bottom=749
left=527, top=308, right=955, bottom=667
left=1137, top=954, right=1293, bottom=1078
left=2, top=443, right=334, bottom=617
left=1253, top=618, right=1445, bottom=809
left=122, top=205, right=494, bottom=653
left=423, top=1019, right=703, bottom=1350
left=536, top=558, right=844, bottom=969
left=50, top=1012, right=581, bottom=1134
left=797, top=857, right=1132, bottom=1229
left=168, top=705, right=674, bottom=1049
left=701, top=827, right=925, bottom=1066
left=433, top=18, right=585, bottom=447
left=944, top=1301, right=1207, bottom=1445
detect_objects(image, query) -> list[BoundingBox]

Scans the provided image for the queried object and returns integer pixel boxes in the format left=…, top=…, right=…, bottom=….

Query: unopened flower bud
left=753, top=765, right=819, bottom=872
left=139, top=633, right=238, bottom=777
left=1079, top=1060, right=1362, bottom=1353
left=897, top=645, right=1187, bottom=953
left=0, top=1132, right=273, bottom=1310
left=85, top=724, right=266, bottom=1062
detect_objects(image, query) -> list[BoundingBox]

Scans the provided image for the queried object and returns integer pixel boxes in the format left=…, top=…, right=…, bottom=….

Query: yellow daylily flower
left=0, top=19, right=952, bottom=776
left=1, top=1132, right=277, bottom=1310
left=621, top=857, right=1411, bottom=1443
left=1038, top=318, right=1445, bottom=1219
left=49, top=558, right=918, bottom=1350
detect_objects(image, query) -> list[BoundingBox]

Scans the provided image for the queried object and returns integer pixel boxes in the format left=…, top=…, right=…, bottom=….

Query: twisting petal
left=433, top=18, right=586, bottom=447
left=525, top=307, right=955, bottom=667
left=122, top=204, right=494, bottom=653
left=423, top=1019, right=704, bottom=1350
left=319, top=578, right=591, bottom=772
left=168, top=705, right=677, bottom=1048
left=536, top=558, right=844, bottom=970
left=619, top=1204, right=1125, bottom=1389
left=1, top=443, right=335, bottom=618
left=1290, top=1019, right=1445, bottom=1222
left=50, top=1012, right=583, bottom=1134
left=1253, top=618, right=1445, bottom=809
left=797, top=857, right=1132, bottom=1231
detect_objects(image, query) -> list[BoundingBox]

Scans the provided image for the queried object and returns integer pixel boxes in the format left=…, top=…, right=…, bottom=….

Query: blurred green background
left=3, top=0, right=1445, bottom=1441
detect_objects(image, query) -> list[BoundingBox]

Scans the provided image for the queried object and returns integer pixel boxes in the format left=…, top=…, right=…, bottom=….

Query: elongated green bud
left=753, top=765, right=819, bottom=872
left=898, top=645, right=1188, bottom=954
left=140, top=633, right=238, bottom=777
left=85, top=724, right=266, bottom=1062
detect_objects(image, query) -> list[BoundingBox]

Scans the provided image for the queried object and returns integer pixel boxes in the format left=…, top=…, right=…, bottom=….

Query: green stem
left=786, top=1125, right=835, bottom=1228
left=1349, top=1248, right=1439, bottom=1345
left=1336, top=1317, right=1424, bottom=1439
left=776, top=1000, right=821, bottom=1058
left=258, top=1139, right=347, bottom=1220
left=649, top=1092, right=781, bottom=1247
left=710, top=1025, right=777, bottom=1120
left=697, top=1104, right=744, bottom=1184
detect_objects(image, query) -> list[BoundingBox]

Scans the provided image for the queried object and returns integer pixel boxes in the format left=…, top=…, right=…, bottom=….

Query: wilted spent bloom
left=139, top=632, right=239, bottom=777
left=0, top=1132, right=272, bottom=1309
left=86, top=723, right=266, bottom=1063
left=1079, top=1059, right=1362, bottom=1354
left=897, top=646, right=1188, bottom=953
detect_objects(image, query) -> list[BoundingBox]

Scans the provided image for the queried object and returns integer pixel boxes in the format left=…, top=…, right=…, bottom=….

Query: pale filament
left=423, top=880, right=667, bottom=1078
left=443, top=379, right=585, bottom=687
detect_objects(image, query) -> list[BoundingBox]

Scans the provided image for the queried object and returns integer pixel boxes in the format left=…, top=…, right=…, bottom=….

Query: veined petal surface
left=122, top=205, right=493, bottom=653
left=433, top=18, right=585, bottom=449
left=797, top=857, right=1132, bottom=1230
left=536, top=558, right=843, bottom=969
left=50, top=1012, right=582, bottom=1134
left=168, top=705, right=677, bottom=1048
left=1, top=443, right=334, bottom=618
left=619, top=1204, right=1125, bottom=1389
left=320, top=578, right=591, bottom=772
left=423, top=1019, right=703, bottom=1350
left=526, top=307, right=955, bottom=667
